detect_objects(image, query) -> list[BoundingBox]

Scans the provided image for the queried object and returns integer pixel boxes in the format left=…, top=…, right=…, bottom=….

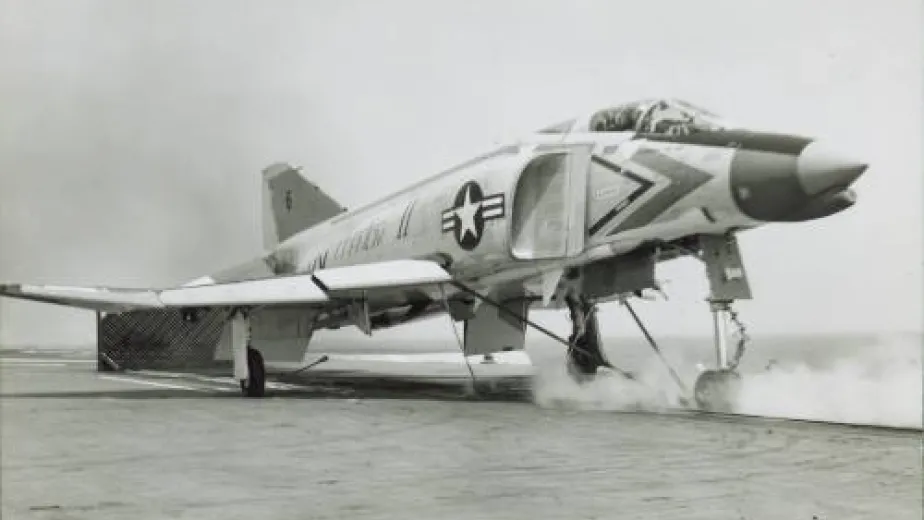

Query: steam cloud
left=734, top=335, right=922, bottom=429
left=532, top=334, right=922, bottom=429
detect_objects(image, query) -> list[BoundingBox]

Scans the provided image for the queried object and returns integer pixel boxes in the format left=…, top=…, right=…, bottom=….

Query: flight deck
left=1, top=342, right=919, bottom=520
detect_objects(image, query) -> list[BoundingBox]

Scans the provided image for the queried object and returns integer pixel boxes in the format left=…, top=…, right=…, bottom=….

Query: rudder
left=261, top=162, right=346, bottom=250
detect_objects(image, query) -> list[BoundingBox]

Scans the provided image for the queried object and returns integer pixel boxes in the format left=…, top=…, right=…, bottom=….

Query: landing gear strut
left=230, top=308, right=266, bottom=398
left=565, top=294, right=620, bottom=383
left=241, top=347, right=266, bottom=398
left=692, top=300, right=743, bottom=411
left=691, top=234, right=752, bottom=412
left=447, top=282, right=632, bottom=388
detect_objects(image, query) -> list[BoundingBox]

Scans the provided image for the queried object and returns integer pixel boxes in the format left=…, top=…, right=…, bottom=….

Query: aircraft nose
left=729, top=134, right=869, bottom=222
left=796, top=141, right=868, bottom=196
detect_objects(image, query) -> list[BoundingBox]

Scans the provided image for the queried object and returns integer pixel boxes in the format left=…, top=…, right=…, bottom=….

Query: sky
left=0, top=0, right=921, bottom=346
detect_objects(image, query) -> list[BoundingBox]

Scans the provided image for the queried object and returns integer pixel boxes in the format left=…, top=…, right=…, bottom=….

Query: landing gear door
left=510, top=144, right=591, bottom=260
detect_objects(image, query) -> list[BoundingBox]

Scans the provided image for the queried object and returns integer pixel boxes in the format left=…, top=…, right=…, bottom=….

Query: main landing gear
left=448, top=232, right=752, bottom=411
left=230, top=308, right=266, bottom=398
left=241, top=347, right=266, bottom=398
left=564, top=294, right=623, bottom=382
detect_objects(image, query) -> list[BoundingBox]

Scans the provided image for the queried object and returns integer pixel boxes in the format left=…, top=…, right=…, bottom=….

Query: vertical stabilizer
left=261, top=163, right=346, bottom=251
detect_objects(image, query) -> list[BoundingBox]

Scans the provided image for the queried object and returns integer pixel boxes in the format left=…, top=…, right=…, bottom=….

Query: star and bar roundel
left=441, top=181, right=505, bottom=250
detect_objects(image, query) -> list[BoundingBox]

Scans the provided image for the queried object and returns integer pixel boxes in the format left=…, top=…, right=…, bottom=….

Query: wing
left=0, top=259, right=452, bottom=312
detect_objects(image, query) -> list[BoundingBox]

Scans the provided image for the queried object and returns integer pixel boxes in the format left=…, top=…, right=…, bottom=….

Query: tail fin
left=261, top=162, right=346, bottom=250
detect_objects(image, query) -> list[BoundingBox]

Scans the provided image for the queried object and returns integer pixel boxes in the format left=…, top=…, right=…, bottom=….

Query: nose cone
left=729, top=134, right=869, bottom=222
left=796, top=141, right=868, bottom=196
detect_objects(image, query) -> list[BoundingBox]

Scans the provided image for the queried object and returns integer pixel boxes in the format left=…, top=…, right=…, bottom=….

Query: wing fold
left=312, top=260, right=451, bottom=293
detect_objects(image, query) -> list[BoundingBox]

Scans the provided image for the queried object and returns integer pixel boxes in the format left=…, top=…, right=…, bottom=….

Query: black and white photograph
left=1, top=1, right=921, bottom=518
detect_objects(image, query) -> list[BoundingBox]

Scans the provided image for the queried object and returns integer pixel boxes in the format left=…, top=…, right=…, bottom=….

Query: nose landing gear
left=693, top=298, right=750, bottom=411
left=691, top=234, right=752, bottom=412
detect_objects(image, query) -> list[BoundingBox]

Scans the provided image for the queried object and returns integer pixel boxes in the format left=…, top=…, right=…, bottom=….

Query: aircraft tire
left=693, top=369, right=741, bottom=413
left=566, top=356, right=597, bottom=384
left=240, top=347, right=266, bottom=398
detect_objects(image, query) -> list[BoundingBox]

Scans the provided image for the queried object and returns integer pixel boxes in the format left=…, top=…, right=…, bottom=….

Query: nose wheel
left=693, top=368, right=741, bottom=412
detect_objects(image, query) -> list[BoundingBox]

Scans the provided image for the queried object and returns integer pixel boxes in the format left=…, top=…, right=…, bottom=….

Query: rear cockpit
left=538, top=98, right=731, bottom=136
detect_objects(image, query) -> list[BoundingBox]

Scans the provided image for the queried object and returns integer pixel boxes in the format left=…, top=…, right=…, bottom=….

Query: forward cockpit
left=539, top=98, right=731, bottom=136
left=591, top=98, right=732, bottom=135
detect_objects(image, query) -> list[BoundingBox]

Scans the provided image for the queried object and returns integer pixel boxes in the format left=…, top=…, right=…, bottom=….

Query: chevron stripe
left=587, top=155, right=655, bottom=236
left=608, top=148, right=713, bottom=236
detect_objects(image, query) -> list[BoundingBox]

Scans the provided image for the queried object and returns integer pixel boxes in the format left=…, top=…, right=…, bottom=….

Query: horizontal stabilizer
left=0, top=260, right=451, bottom=312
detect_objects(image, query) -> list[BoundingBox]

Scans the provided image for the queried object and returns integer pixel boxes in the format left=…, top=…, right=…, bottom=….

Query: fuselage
left=273, top=134, right=737, bottom=280
left=265, top=98, right=866, bottom=301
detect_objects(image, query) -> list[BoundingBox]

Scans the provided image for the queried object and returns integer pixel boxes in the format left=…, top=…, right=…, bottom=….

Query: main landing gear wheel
left=565, top=295, right=619, bottom=384
left=693, top=369, right=741, bottom=412
left=240, top=347, right=266, bottom=398
left=566, top=349, right=604, bottom=383
left=566, top=338, right=612, bottom=383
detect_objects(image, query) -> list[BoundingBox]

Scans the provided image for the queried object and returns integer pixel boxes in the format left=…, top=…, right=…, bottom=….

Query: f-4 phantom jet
left=0, top=98, right=868, bottom=410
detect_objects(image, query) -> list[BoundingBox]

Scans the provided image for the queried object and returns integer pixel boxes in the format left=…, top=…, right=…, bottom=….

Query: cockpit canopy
left=590, top=98, right=730, bottom=135
left=539, top=98, right=731, bottom=136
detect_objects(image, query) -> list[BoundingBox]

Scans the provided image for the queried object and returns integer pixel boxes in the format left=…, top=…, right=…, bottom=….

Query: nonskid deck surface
left=2, top=349, right=920, bottom=520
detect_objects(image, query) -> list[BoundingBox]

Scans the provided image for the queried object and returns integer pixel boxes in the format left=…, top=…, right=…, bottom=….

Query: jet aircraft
left=0, top=98, right=868, bottom=409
